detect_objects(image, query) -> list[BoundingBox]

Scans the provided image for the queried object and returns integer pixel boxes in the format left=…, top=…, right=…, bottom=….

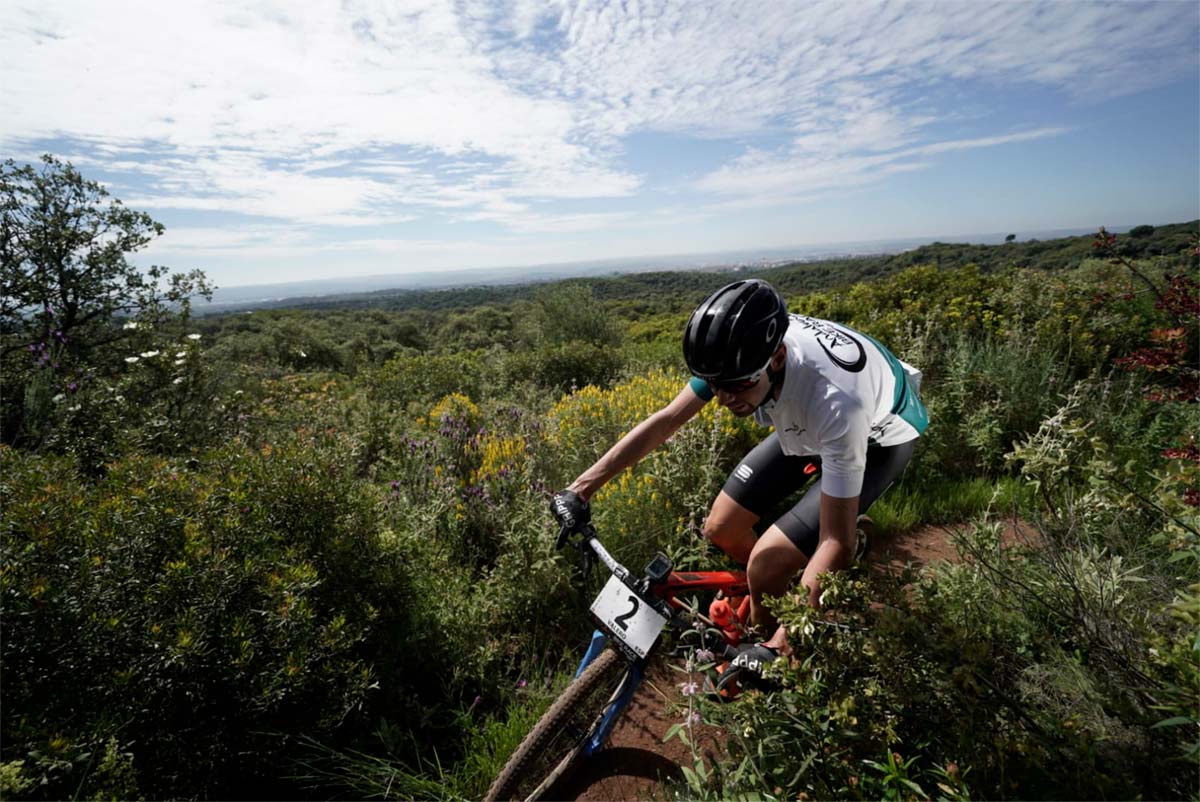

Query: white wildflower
left=298, top=350, right=307, bottom=358
left=173, top=377, right=184, bottom=385
left=140, top=350, right=159, bottom=358
left=52, top=393, right=65, bottom=403
left=175, top=351, right=186, bottom=358
left=174, top=359, right=185, bottom=366
left=125, top=356, right=139, bottom=364
left=187, top=333, right=201, bottom=340
left=123, top=321, right=139, bottom=330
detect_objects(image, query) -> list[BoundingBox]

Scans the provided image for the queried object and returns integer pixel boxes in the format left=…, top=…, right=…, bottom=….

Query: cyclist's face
left=713, top=372, right=768, bottom=416
left=712, top=346, right=785, bottom=416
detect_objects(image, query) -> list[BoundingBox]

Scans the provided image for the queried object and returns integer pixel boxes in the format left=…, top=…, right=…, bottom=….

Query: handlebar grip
left=555, top=522, right=595, bottom=551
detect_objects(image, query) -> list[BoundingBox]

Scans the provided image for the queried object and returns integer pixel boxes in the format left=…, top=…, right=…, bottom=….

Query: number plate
left=590, top=575, right=667, bottom=659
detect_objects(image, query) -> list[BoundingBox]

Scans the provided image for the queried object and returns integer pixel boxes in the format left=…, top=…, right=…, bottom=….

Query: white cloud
left=693, top=125, right=1071, bottom=198
left=1, top=0, right=1194, bottom=256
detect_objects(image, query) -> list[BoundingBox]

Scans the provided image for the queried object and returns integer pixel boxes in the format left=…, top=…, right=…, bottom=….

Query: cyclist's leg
left=703, top=492, right=759, bottom=564
left=745, top=524, right=809, bottom=632
left=708, top=433, right=820, bottom=564
left=757, top=440, right=917, bottom=625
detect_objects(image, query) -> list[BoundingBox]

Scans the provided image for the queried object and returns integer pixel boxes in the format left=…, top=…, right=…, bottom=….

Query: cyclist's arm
left=568, top=384, right=707, bottom=501
left=798, top=492, right=859, bottom=606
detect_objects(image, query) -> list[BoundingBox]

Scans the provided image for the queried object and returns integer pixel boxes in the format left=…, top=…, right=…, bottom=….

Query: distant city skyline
left=4, top=1, right=1197, bottom=288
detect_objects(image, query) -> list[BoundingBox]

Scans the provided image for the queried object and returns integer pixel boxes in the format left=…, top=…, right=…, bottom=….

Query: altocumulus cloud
left=1, top=0, right=1196, bottom=269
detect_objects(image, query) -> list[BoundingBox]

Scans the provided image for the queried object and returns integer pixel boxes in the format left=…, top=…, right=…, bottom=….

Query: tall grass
left=870, top=475, right=1032, bottom=534
left=293, top=666, right=578, bottom=800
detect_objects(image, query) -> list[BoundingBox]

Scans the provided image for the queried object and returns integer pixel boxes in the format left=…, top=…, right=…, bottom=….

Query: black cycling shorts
left=720, top=433, right=915, bottom=557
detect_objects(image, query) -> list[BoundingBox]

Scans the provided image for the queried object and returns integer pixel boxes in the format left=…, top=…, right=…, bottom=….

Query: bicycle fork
left=573, top=630, right=645, bottom=757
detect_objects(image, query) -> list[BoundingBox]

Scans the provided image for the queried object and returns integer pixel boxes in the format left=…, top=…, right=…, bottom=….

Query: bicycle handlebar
left=580, top=527, right=629, bottom=582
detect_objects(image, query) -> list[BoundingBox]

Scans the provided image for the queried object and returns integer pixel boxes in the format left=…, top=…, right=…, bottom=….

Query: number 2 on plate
left=613, top=595, right=639, bottom=631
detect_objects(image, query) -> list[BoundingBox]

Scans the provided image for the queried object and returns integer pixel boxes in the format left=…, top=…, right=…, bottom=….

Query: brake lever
left=573, top=526, right=596, bottom=607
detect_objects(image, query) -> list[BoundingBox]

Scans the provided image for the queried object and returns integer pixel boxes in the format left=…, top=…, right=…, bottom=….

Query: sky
left=3, top=0, right=1198, bottom=289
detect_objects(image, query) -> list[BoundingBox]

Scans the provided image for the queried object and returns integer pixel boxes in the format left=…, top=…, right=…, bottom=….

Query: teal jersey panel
left=688, top=376, right=714, bottom=401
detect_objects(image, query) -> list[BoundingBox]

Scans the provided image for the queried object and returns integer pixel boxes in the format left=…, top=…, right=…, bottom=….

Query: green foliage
left=918, top=333, right=1067, bottom=477
left=363, top=349, right=487, bottom=409
left=1, top=155, right=212, bottom=446
left=2, top=214, right=1195, bottom=799
left=0, top=443, right=415, bottom=799
left=502, top=341, right=625, bottom=394
left=868, top=475, right=1032, bottom=533
left=702, top=367, right=1198, bottom=801
left=704, top=525, right=1193, bottom=800
left=532, top=282, right=624, bottom=349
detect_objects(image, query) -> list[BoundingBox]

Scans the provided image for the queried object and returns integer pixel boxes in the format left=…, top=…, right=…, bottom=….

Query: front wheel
left=484, top=647, right=630, bottom=801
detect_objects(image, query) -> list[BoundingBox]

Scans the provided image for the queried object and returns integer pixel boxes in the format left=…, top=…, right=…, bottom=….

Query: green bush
left=701, top=376, right=1198, bottom=802
left=918, top=333, right=1067, bottom=477
left=363, top=349, right=487, bottom=409
left=0, top=443, right=418, bottom=799
left=501, top=342, right=625, bottom=394
left=701, top=521, right=1195, bottom=801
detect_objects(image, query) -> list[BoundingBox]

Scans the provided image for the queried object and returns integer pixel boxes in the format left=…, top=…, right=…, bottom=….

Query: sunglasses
left=710, top=370, right=764, bottom=394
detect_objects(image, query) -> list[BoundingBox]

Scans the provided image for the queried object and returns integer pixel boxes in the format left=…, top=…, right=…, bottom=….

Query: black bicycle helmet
left=682, top=279, right=788, bottom=381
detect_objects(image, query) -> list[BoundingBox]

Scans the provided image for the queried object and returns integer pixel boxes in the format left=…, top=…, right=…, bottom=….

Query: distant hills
left=196, top=222, right=1197, bottom=315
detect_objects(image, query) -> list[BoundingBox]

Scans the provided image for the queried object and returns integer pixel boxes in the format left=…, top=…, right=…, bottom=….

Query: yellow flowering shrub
left=427, top=393, right=481, bottom=431
left=550, top=370, right=753, bottom=460
left=469, top=434, right=527, bottom=486
left=548, top=370, right=765, bottom=565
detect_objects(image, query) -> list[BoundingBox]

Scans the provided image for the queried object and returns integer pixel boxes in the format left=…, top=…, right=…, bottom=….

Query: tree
left=532, top=282, right=623, bottom=349
left=1, top=155, right=213, bottom=445
left=1, top=155, right=212, bottom=360
left=1005, top=233, right=1016, bottom=244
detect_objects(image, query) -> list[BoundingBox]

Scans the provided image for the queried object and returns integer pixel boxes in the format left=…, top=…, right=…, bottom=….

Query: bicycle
left=483, top=523, right=753, bottom=802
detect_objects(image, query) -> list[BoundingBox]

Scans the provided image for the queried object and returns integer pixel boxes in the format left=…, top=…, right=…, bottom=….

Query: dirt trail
left=546, top=661, right=721, bottom=802
left=550, top=519, right=1034, bottom=801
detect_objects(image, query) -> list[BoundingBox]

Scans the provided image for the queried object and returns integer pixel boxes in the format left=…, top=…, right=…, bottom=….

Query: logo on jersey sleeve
left=793, top=316, right=867, bottom=373
left=735, top=464, right=754, bottom=482
left=817, top=337, right=866, bottom=372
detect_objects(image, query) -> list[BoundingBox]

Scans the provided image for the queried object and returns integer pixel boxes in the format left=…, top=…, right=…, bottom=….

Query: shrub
left=501, top=342, right=626, bottom=394
left=546, top=370, right=764, bottom=570
left=702, top=375, right=1198, bottom=802
left=0, top=443, right=418, bottom=799
left=363, top=349, right=487, bottom=409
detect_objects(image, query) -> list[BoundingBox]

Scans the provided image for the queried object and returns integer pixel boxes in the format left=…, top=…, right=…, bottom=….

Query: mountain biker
left=551, top=278, right=929, bottom=691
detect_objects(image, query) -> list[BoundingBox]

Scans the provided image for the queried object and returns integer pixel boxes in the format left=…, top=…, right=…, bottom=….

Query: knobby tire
left=484, top=647, right=628, bottom=801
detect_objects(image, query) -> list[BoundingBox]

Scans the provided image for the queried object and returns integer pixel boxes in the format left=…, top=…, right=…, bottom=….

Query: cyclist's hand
left=551, top=489, right=590, bottom=549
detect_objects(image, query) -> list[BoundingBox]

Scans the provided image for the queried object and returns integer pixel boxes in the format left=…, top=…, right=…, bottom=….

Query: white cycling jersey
left=692, top=314, right=928, bottom=498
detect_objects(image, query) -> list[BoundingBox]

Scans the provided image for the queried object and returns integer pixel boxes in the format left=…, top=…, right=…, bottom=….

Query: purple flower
left=516, top=679, right=528, bottom=689
left=679, top=681, right=699, bottom=697
left=695, top=648, right=715, bottom=664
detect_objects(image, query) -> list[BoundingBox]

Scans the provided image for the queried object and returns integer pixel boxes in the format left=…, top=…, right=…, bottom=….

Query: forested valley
left=3, top=157, right=1198, bottom=800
